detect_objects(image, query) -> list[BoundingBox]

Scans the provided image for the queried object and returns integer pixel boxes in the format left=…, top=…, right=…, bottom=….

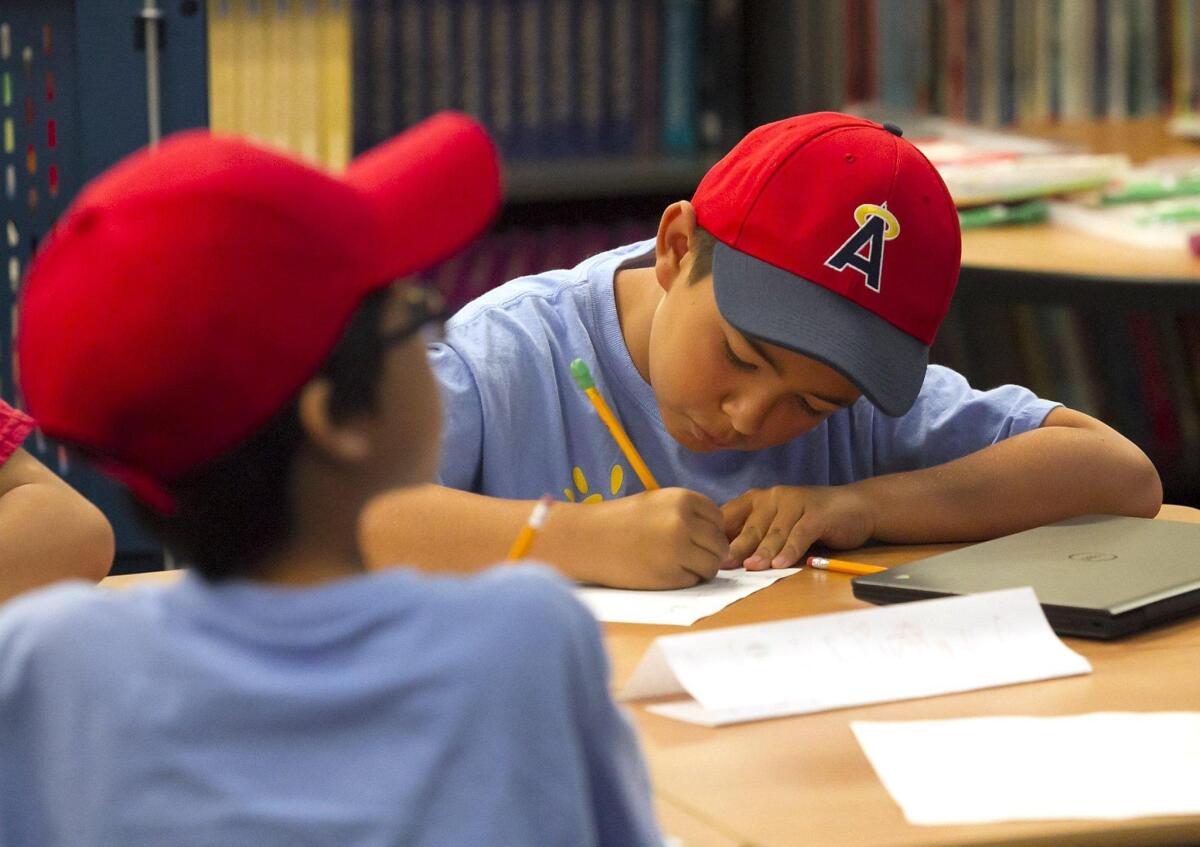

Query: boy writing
left=0, top=401, right=113, bottom=601
left=0, top=114, right=660, bottom=845
left=362, top=113, right=1161, bottom=588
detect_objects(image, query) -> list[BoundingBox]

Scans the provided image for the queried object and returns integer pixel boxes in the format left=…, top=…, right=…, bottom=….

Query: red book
left=946, top=0, right=968, bottom=119
left=1129, top=313, right=1182, bottom=459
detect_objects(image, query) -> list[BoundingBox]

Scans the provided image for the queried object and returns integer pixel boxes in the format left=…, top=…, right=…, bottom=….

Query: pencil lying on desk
left=506, top=495, right=553, bottom=561
left=570, top=358, right=660, bottom=491
left=806, top=556, right=888, bottom=576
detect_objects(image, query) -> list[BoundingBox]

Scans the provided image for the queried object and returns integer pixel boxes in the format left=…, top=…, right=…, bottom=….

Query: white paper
left=574, top=568, right=800, bottom=625
left=622, top=588, right=1091, bottom=726
left=852, top=713, right=1200, bottom=825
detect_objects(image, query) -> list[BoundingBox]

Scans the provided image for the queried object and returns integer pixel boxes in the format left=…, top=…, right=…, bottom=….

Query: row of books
left=350, top=0, right=741, bottom=162
left=206, top=0, right=742, bottom=168
left=831, top=0, right=1200, bottom=127
left=417, top=219, right=656, bottom=312
left=932, top=300, right=1200, bottom=479
left=207, top=0, right=353, bottom=168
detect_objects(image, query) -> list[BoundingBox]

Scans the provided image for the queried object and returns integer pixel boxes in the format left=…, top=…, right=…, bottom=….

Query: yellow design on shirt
left=562, top=463, right=625, bottom=504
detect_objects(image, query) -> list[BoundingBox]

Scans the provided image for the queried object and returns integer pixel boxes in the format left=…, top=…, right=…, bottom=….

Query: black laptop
left=851, top=515, right=1200, bottom=639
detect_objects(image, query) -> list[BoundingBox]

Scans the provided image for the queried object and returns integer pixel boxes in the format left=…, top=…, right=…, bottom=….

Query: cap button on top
left=882, top=122, right=904, bottom=137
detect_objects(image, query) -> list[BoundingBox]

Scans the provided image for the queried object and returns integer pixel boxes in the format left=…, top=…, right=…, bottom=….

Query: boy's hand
left=721, top=485, right=876, bottom=570
left=570, top=488, right=729, bottom=589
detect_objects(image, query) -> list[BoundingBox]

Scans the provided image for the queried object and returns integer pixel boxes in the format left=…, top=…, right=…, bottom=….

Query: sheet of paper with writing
left=574, top=568, right=801, bottom=626
left=852, top=713, right=1200, bottom=825
left=621, top=588, right=1091, bottom=726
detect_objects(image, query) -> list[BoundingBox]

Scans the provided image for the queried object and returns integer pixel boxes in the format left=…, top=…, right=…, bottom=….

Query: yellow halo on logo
left=853, top=204, right=900, bottom=240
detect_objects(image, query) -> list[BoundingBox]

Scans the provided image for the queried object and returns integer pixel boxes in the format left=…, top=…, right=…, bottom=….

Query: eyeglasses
left=380, top=285, right=448, bottom=348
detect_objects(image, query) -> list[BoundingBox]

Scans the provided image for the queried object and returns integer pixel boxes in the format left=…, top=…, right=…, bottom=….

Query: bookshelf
left=2, top=0, right=209, bottom=572
left=940, top=117, right=1200, bottom=507
left=3, top=0, right=1199, bottom=578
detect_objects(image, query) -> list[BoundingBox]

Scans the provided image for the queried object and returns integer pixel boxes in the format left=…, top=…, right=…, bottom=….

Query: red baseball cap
left=693, top=112, right=960, bottom=416
left=18, top=112, right=500, bottom=509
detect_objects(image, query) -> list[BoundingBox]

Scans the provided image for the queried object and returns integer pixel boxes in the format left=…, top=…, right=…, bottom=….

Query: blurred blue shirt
left=0, top=566, right=660, bottom=847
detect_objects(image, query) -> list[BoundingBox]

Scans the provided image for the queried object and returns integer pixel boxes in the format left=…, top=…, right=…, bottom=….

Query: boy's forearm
left=851, top=408, right=1163, bottom=544
left=0, top=481, right=114, bottom=602
left=359, top=484, right=594, bottom=581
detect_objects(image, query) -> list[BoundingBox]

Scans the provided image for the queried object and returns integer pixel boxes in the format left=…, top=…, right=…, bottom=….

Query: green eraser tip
left=569, top=358, right=595, bottom=391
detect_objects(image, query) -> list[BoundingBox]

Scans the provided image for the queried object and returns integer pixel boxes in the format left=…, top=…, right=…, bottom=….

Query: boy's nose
left=723, top=391, right=774, bottom=437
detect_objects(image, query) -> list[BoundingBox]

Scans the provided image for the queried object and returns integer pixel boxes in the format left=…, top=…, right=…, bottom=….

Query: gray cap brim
left=712, top=242, right=927, bottom=416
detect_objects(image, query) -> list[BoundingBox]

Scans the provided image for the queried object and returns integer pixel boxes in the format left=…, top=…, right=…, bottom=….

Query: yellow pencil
left=805, top=556, right=888, bottom=576
left=570, top=359, right=660, bottom=491
left=506, top=495, right=553, bottom=561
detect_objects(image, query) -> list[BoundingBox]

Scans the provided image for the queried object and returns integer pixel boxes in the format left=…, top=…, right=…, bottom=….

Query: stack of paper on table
left=852, top=713, right=1200, bottom=825
left=621, top=588, right=1091, bottom=726
left=574, top=568, right=800, bottom=626
left=1050, top=194, right=1200, bottom=249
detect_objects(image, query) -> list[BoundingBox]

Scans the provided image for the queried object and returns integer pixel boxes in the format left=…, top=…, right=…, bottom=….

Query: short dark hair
left=687, top=227, right=717, bottom=284
left=130, top=287, right=391, bottom=581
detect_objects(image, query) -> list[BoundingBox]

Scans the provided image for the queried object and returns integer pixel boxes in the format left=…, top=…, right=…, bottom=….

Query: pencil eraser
left=569, top=358, right=595, bottom=391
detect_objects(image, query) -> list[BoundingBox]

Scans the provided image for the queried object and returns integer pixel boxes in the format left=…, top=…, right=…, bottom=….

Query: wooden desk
left=956, top=116, right=1200, bottom=292
left=100, top=505, right=1200, bottom=846
left=609, top=504, right=1200, bottom=847
left=962, top=224, right=1200, bottom=283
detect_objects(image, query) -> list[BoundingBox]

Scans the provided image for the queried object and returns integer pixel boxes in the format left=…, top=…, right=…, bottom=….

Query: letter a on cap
left=823, top=202, right=900, bottom=293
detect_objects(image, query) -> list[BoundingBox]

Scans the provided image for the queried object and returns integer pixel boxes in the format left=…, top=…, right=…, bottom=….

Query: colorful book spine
left=1093, top=0, right=1110, bottom=118
left=514, top=0, right=547, bottom=158
left=635, top=0, right=660, bottom=157
left=427, top=0, right=458, bottom=115
left=395, top=0, right=425, bottom=130
left=878, top=0, right=917, bottom=112
left=1129, top=312, right=1182, bottom=459
left=700, top=0, right=743, bottom=151
left=1173, top=0, right=1194, bottom=113
left=235, top=0, right=269, bottom=142
left=458, top=0, right=488, bottom=125
left=545, top=0, right=576, bottom=157
left=965, top=0, right=983, bottom=122
left=316, top=0, right=351, bottom=168
left=1059, top=0, right=1095, bottom=120
left=996, top=0, right=1015, bottom=125
left=608, top=0, right=637, bottom=154
left=1048, top=0, right=1063, bottom=118
left=1157, top=311, right=1200, bottom=472
left=661, top=0, right=699, bottom=154
left=207, top=0, right=239, bottom=134
left=487, top=0, right=518, bottom=155
left=576, top=0, right=603, bottom=154
left=946, top=0, right=967, bottom=119
left=293, top=0, right=321, bottom=161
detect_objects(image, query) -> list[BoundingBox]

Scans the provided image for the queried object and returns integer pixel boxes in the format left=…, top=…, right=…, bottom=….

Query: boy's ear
left=296, top=378, right=371, bottom=464
left=654, top=200, right=699, bottom=292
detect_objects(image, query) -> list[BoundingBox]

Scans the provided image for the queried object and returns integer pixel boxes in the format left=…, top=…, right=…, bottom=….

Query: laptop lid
left=851, top=515, right=1200, bottom=639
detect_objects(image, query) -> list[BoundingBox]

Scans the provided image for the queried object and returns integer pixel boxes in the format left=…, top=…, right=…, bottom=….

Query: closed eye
left=796, top=396, right=838, bottom=417
left=723, top=339, right=757, bottom=372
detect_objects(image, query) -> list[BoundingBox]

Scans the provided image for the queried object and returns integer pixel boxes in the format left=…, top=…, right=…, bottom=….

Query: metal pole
left=140, top=0, right=164, bottom=146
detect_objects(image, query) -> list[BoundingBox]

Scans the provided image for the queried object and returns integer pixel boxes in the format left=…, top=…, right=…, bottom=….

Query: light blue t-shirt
left=0, top=566, right=660, bottom=847
left=432, top=240, right=1058, bottom=504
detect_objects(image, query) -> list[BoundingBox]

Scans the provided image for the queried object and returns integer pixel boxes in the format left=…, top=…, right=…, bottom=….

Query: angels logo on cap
left=692, top=112, right=961, bottom=417
left=823, top=202, right=901, bottom=294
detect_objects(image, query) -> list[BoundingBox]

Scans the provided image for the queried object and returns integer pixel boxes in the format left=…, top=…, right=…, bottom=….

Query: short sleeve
left=428, top=342, right=485, bottom=491
left=0, top=401, right=34, bottom=464
left=866, top=366, right=1060, bottom=476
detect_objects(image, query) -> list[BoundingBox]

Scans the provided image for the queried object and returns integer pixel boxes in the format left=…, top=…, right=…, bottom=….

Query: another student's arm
left=0, top=449, right=114, bottom=601
left=359, top=483, right=729, bottom=588
left=723, top=406, right=1161, bottom=569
